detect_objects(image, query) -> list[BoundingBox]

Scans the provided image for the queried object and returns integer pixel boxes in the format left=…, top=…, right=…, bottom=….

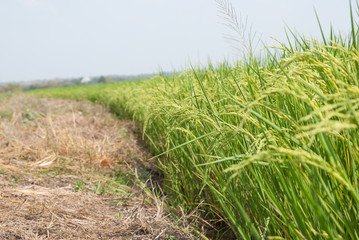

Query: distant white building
left=81, top=76, right=91, bottom=83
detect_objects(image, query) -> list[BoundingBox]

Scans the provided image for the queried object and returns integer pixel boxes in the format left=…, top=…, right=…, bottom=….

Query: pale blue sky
left=0, top=0, right=351, bottom=83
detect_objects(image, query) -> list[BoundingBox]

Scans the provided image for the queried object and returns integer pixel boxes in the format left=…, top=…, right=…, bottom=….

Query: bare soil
left=0, top=95, right=193, bottom=240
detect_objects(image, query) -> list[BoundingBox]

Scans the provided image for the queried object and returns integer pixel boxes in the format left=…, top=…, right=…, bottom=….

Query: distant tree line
left=0, top=83, right=22, bottom=93
left=18, top=73, right=173, bottom=91
left=0, top=72, right=175, bottom=92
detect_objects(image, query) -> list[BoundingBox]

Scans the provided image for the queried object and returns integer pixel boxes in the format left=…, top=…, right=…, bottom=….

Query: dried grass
left=0, top=95, right=193, bottom=240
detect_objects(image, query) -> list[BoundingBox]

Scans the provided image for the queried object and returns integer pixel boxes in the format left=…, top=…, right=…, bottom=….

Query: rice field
left=29, top=10, right=359, bottom=240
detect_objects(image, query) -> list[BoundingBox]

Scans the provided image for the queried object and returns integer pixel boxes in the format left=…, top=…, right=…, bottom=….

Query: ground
left=0, top=95, right=194, bottom=240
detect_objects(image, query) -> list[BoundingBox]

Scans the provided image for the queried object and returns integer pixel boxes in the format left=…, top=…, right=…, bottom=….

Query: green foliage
left=28, top=7, right=359, bottom=239
left=73, top=179, right=86, bottom=192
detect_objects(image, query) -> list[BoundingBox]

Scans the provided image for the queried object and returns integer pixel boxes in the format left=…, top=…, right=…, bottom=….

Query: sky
left=0, top=0, right=352, bottom=83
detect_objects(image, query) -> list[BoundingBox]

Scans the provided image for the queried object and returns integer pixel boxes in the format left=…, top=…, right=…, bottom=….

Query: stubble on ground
left=0, top=95, right=192, bottom=240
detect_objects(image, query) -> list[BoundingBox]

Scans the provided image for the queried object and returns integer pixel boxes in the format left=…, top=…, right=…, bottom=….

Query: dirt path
left=0, top=95, right=191, bottom=240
